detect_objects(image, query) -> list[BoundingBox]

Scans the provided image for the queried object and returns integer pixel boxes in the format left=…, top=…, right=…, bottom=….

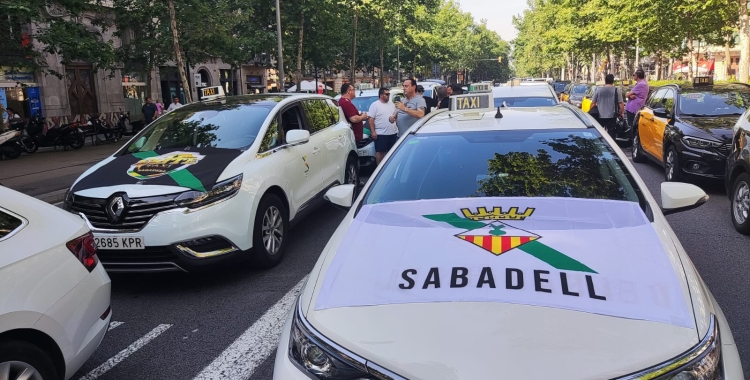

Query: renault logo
left=106, top=194, right=127, bottom=223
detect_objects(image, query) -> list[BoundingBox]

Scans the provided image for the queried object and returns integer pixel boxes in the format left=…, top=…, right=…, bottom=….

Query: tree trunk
left=591, top=53, right=596, bottom=83
left=726, top=35, right=733, bottom=80
left=296, top=0, right=304, bottom=93
left=655, top=52, right=662, bottom=81
left=379, top=44, right=384, bottom=87
left=741, top=0, right=750, bottom=83
left=168, top=0, right=191, bottom=103
left=688, top=33, right=695, bottom=80
left=350, top=10, right=358, bottom=83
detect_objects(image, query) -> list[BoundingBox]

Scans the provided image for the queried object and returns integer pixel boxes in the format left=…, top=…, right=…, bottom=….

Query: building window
left=220, top=69, right=234, bottom=95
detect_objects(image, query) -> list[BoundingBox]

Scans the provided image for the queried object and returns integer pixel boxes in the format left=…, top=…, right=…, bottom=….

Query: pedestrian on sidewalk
left=141, top=98, right=158, bottom=125
left=338, top=83, right=368, bottom=143
left=625, top=69, right=649, bottom=131
left=395, top=78, right=426, bottom=135
left=167, top=96, right=184, bottom=112
left=590, top=74, right=624, bottom=139
left=367, top=87, right=399, bottom=165
left=155, top=99, right=164, bottom=117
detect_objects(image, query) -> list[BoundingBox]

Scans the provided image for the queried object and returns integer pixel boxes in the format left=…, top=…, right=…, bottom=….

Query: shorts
left=374, top=133, right=398, bottom=153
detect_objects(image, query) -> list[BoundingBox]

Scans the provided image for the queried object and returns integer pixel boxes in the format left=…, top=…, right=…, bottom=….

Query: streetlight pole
left=275, top=0, right=285, bottom=92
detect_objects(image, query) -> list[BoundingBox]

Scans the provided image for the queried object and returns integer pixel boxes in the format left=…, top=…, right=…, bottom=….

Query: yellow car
left=581, top=85, right=597, bottom=113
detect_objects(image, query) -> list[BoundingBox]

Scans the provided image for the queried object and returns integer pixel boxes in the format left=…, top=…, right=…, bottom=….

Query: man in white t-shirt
left=167, top=96, right=184, bottom=112
left=368, top=87, right=399, bottom=165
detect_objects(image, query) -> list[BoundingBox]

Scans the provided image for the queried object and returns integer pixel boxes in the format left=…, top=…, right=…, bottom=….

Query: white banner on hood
left=315, top=197, right=694, bottom=329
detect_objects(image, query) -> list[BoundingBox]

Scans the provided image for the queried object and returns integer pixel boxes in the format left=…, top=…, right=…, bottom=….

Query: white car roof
left=415, top=105, right=590, bottom=134
left=492, top=85, right=557, bottom=98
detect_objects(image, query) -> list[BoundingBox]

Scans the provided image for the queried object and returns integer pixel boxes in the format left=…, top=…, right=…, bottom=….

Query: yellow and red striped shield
left=457, top=235, right=539, bottom=255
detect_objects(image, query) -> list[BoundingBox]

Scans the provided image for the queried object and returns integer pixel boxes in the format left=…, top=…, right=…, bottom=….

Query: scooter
left=25, top=118, right=85, bottom=151
left=88, top=115, right=121, bottom=145
left=9, top=117, right=40, bottom=154
left=0, top=129, right=23, bottom=159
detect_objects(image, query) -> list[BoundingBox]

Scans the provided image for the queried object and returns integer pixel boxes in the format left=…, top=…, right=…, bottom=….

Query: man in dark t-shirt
left=338, top=83, right=368, bottom=141
left=142, top=97, right=158, bottom=125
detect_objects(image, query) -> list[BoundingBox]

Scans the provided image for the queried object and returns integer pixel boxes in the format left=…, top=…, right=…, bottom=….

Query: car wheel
left=0, top=341, right=59, bottom=380
left=344, top=154, right=360, bottom=192
left=665, top=145, right=681, bottom=181
left=732, top=172, right=750, bottom=235
left=632, top=130, right=647, bottom=163
left=251, top=193, right=289, bottom=269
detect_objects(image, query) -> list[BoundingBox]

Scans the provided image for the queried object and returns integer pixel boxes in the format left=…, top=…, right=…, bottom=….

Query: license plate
left=94, top=235, right=145, bottom=250
left=357, top=149, right=368, bottom=156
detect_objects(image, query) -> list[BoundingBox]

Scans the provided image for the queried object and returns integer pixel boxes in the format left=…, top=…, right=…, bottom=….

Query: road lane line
left=192, top=276, right=308, bottom=380
left=78, top=324, right=172, bottom=380
left=108, top=321, right=124, bottom=331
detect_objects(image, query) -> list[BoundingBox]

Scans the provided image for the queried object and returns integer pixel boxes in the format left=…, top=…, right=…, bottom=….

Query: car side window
left=301, top=100, right=331, bottom=134
left=648, top=89, right=667, bottom=109
left=0, top=209, right=23, bottom=240
left=325, top=99, right=340, bottom=124
left=663, top=90, right=676, bottom=114
left=280, top=105, right=303, bottom=142
left=258, top=118, right=280, bottom=152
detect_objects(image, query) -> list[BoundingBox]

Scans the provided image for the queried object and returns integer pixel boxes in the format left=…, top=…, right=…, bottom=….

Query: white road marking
left=108, top=321, right=124, bottom=331
left=78, top=324, right=172, bottom=380
left=192, top=276, right=308, bottom=380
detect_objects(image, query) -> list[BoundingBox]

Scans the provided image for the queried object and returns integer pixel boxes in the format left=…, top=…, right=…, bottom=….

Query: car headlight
left=289, top=300, right=404, bottom=380
left=616, top=314, right=721, bottom=380
left=174, top=174, right=242, bottom=209
left=682, top=136, right=722, bottom=149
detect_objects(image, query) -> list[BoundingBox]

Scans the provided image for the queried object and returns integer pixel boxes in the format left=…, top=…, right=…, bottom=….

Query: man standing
left=167, top=96, right=184, bottom=112
left=141, top=97, right=158, bottom=125
left=416, top=85, right=437, bottom=115
left=368, top=87, right=399, bottom=165
left=625, top=69, right=649, bottom=132
left=338, top=83, right=368, bottom=142
left=395, top=78, right=426, bottom=135
left=590, top=74, right=624, bottom=139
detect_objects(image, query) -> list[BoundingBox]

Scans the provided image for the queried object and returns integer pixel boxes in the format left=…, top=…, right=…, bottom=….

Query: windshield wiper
left=680, top=113, right=712, bottom=117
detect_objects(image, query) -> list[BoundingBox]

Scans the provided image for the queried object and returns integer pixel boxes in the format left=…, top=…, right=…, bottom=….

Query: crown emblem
left=460, top=207, right=535, bottom=221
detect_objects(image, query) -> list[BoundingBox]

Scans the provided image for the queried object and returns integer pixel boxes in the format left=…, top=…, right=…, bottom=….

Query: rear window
left=494, top=97, right=556, bottom=107
left=0, top=210, right=23, bottom=240
left=678, top=90, right=750, bottom=116
left=364, top=130, right=640, bottom=205
left=571, top=85, right=589, bottom=94
left=553, top=83, right=567, bottom=92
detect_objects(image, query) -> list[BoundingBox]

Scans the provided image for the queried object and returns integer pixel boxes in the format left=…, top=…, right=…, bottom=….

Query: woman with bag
left=590, top=74, right=624, bottom=139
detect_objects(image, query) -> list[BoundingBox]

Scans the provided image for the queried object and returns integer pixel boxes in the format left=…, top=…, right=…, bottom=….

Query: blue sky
left=457, top=0, right=528, bottom=41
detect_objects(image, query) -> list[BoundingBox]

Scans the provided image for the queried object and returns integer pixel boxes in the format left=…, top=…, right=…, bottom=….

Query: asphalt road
left=4, top=146, right=747, bottom=379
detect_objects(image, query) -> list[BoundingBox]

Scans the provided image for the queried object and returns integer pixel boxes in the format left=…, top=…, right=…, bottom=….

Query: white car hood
left=301, top=198, right=708, bottom=379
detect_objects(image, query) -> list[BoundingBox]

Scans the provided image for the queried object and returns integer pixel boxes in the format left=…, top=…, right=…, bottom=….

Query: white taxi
left=63, top=86, right=359, bottom=272
left=273, top=87, right=743, bottom=379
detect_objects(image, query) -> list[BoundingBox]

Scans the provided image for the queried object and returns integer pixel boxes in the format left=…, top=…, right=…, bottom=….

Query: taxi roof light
left=693, top=76, right=713, bottom=87
left=200, top=85, right=226, bottom=102
left=448, top=92, right=495, bottom=120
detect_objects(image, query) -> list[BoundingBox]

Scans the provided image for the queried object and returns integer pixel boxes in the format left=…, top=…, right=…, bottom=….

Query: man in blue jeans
left=368, top=87, right=399, bottom=165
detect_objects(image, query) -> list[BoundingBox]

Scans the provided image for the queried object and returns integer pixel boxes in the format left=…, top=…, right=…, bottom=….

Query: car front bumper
left=356, top=138, right=376, bottom=167
left=675, top=141, right=728, bottom=180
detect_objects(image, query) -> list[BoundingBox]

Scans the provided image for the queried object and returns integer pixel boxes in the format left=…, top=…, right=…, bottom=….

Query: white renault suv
left=64, top=88, right=359, bottom=272
left=273, top=91, right=743, bottom=379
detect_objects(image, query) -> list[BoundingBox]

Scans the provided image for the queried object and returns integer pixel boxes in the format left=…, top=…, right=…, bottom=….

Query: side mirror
left=661, top=182, right=708, bottom=215
left=286, top=129, right=310, bottom=145
left=653, top=107, right=669, bottom=118
left=324, top=184, right=356, bottom=209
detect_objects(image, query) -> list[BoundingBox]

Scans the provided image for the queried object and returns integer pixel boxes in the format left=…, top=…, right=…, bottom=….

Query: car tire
left=665, top=145, right=682, bottom=182
left=344, top=154, right=360, bottom=193
left=632, top=129, right=647, bottom=163
left=731, top=172, right=750, bottom=235
left=0, top=340, right=60, bottom=380
left=251, top=193, right=289, bottom=269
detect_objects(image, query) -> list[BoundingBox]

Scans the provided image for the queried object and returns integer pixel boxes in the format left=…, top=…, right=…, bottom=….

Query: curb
left=35, top=189, right=67, bottom=204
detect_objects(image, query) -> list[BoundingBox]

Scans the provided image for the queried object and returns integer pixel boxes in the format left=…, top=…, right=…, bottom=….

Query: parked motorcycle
left=88, top=115, right=121, bottom=145
left=0, top=129, right=23, bottom=159
left=116, top=109, right=142, bottom=136
left=24, top=117, right=85, bottom=152
left=9, top=117, right=40, bottom=154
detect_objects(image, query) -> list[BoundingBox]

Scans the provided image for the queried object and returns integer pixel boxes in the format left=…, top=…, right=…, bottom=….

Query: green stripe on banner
left=131, top=151, right=207, bottom=192
left=519, top=241, right=598, bottom=274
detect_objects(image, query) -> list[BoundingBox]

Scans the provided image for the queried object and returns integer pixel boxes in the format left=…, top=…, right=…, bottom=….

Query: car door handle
left=313, top=147, right=320, bottom=155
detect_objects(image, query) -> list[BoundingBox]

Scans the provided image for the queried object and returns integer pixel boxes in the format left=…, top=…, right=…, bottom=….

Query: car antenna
left=495, top=106, right=503, bottom=118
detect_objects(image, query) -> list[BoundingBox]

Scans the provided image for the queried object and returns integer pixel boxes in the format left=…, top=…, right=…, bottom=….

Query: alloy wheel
left=734, top=181, right=750, bottom=225
left=0, top=361, right=44, bottom=380
left=632, top=135, right=640, bottom=156
left=665, top=150, right=675, bottom=180
left=262, top=206, right=283, bottom=255
left=346, top=163, right=357, bottom=185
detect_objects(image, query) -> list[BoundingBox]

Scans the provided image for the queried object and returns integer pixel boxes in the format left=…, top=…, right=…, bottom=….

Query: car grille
left=68, top=193, right=180, bottom=231
left=356, top=137, right=372, bottom=149
left=97, top=246, right=185, bottom=272
left=716, top=143, right=731, bottom=156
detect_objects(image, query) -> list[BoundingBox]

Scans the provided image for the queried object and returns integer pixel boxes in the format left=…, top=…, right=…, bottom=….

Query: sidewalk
left=0, top=143, right=122, bottom=201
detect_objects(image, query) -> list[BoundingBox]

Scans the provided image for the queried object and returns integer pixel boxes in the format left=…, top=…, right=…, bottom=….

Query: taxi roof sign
left=449, top=93, right=494, bottom=120
left=468, top=83, right=492, bottom=93
left=693, top=76, right=713, bottom=87
left=358, top=83, right=373, bottom=90
left=200, top=86, right=225, bottom=101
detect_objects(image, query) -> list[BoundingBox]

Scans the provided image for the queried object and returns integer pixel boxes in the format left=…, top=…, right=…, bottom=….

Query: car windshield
left=678, top=90, right=750, bottom=116
left=125, top=97, right=278, bottom=153
left=571, top=85, right=589, bottom=94
left=553, top=83, right=567, bottom=92
left=494, top=97, right=556, bottom=107
left=351, top=96, right=379, bottom=111
left=364, top=130, right=640, bottom=205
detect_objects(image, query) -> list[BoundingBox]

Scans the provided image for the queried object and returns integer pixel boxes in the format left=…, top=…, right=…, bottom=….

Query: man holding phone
left=395, top=78, right=426, bottom=136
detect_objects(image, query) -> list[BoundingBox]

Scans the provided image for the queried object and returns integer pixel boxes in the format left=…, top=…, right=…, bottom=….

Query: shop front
left=1, top=67, right=41, bottom=119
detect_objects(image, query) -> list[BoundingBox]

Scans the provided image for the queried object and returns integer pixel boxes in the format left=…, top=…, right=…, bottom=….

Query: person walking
left=625, top=69, right=649, bottom=132
left=590, top=74, right=624, bottom=139
left=395, top=78, right=426, bottom=135
left=167, top=96, right=184, bottom=112
left=155, top=99, right=164, bottom=117
left=367, top=87, right=399, bottom=165
left=338, top=83, right=368, bottom=143
left=141, top=97, right=158, bottom=125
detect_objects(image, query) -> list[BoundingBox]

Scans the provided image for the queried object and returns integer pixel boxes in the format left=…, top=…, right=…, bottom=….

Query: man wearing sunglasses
left=367, top=87, right=399, bottom=165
